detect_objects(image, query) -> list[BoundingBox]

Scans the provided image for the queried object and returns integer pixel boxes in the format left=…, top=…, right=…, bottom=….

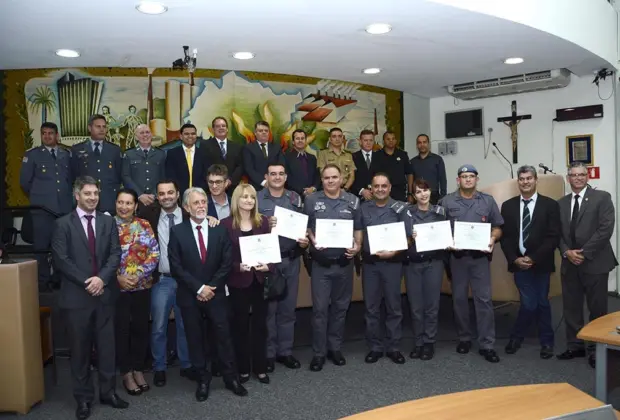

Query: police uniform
left=70, top=139, right=123, bottom=214
left=257, top=188, right=303, bottom=361
left=316, top=148, right=356, bottom=187
left=360, top=198, right=407, bottom=356
left=20, top=145, right=73, bottom=285
left=375, top=148, right=411, bottom=202
left=403, top=204, right=447, bottom=356
left=122, top=146, right=166, bottom=212
left=304, top=190, right=362, bottom=359
left=440, top=164, right=504, bottom=353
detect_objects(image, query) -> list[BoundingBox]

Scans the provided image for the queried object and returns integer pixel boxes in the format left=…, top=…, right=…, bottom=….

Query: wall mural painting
left=4, top=68, right=403, bottom=205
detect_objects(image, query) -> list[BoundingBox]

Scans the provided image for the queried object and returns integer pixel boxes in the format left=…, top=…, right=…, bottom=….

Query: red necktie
left=196, top=225, right=207, bottom=263
left=84, top=215, right=97, bottom=276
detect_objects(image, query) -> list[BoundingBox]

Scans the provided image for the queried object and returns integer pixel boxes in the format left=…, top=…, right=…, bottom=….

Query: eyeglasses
left=568, top=173, right=587, bottom=178
left=208, top=180, right=225, bottom=186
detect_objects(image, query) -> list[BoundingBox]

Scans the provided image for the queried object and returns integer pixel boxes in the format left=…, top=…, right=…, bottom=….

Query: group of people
left=17, top=113, right=617, bottom=420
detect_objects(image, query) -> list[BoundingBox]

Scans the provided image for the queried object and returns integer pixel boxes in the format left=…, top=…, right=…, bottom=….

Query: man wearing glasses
left=206, top=164, right=231, bottom=220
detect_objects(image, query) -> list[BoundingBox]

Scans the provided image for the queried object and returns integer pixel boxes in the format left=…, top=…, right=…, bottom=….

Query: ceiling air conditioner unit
left=447, top=69, right=571, bottom=100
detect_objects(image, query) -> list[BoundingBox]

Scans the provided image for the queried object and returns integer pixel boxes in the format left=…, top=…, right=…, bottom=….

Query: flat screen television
left=445, top=108, right=483, bottom=139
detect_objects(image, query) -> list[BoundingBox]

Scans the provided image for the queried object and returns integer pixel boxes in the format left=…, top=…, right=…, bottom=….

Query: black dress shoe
left=556, top=349, right=586, bottom=360
left=153, top=371, right=166, bottom=387
left=386, top=351, right=406, bottom=364
left=479, top=349, right=500, bottom=363
left=365, top=351, right=383, bottom=364
left=409, top=346, right=423, bottom=359
left=122, top=379, right=142, bottom=396
left=195, top=382, right=210, bottom=402
left=588, top=354, right=596, bottom=368
left=180, top=367, right=197, bottom=381
left=456, top=341, right=472, bottom=354
left=540, top=346, right=554, bottom=360
left=326, top=350, right=346, bottom=366
left=266, top=358, right=275, bottom=373
left=505, top=339, right=522, bottom=355
left=255, top=373, right=270, bottom=384
left=309, top=356, right=325, bottom=372
left=239, top=373, right=250, bottom=384
left=276, top=355, right=301, bottom=369
left=225, top=380, right=248, bottom=396
left=100, top=393, right=129, bottom=409
left=420, top=343, right=435, bottom=361
left=75, top=402, right=91, bottom=420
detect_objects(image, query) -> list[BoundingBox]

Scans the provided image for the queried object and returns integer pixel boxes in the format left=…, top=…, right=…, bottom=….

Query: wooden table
left=577, top=311, right=620, bottom=402
left=340, top=383, right=619, bottom=420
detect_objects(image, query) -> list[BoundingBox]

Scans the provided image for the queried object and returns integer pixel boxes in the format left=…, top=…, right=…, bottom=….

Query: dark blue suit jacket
left=242, top=141, right=285, bottom=189
left=164, top=145, right=210, bottom=193
left=284, top=149, right=320, bottom=195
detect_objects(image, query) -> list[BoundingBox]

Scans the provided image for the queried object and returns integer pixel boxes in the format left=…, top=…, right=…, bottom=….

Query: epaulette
left=431, top=205, right=446, bottom=216
left=390, top=200, right=406, bottom=213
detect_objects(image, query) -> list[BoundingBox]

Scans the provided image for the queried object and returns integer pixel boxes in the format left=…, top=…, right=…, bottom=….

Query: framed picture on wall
left=566, top=134, right=594, bottom=166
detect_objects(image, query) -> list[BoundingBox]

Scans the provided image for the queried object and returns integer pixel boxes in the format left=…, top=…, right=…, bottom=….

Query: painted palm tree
left=28, top=86, right=57, bottom=124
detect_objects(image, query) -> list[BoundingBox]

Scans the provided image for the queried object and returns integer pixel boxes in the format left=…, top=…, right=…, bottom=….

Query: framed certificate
left=566, top=134, right=593, bottom=166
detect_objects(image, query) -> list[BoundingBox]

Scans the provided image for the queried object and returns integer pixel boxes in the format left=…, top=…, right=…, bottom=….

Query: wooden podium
left=0, top=261, right=44, bottom=414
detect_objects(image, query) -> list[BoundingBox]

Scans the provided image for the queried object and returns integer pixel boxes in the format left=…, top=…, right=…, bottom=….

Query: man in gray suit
left=556, top=163, right=617, bottom=368
left=51, top=176, right=127, bottom=420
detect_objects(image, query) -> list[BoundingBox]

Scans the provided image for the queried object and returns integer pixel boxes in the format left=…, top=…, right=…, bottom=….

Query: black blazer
left=200, top=138, right=244, bottom=189
left=499, top=194, right=560, bottom=273
left=242, top=141, right=285, bottom=189
left=351, top=150, right=383, bottom=198
left=165, top=145, right=210, bottom=193
left=284, top=150, right=320, bottom=195
left=168, top=219, right=232, bottom=307
left=51, top=211, right=121, bottom=309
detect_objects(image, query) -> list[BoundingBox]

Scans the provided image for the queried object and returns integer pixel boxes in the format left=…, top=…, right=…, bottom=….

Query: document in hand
left=315, top=219, right=354, bottom=249
left=239, top=233, right=282, bottom=266
left=367, top=222, right=408, bottom=255
left=413, top=220, right=453, bottom=252
left=453, top=221, right=491, bottom=252
left=272, top=205, right=308, bottom=241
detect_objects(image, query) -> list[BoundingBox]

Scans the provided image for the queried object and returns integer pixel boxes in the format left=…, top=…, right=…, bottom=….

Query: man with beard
left=409, top=134, right=447, bottom=205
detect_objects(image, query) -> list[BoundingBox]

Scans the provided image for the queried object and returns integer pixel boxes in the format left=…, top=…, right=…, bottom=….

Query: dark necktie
left=196, top=225, right=207, bottom=263
left=84, top=215, right=97, bottom=276
left=298, top=153, right=308, bottom=183
left=219, top=141, right=227, bottom=159
left=143, top=149, right=149, bottom=158
left=167, top=213, right=175, bottom=236
left=522, top=199, right=531, bottom=245
left=94, top=142, right=101, bottom=157
left=570, top=194, right=580, bottom=248
left=365, top=152, right=371, bottom=169
left=50, top=149, right=56, bottom=160
left=260, top=142, right=267, bottom=158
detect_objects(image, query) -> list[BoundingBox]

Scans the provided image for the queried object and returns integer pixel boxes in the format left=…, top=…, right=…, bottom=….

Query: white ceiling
left=0, top=0, right=611, bottom=97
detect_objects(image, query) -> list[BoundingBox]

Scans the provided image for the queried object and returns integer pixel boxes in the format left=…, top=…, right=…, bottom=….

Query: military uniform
left=20, top=145, right=73, bottom=285
left=257, top=188, right=303, bottom=360
left=403, top=204, right=447, bottom=352
left=375, top=148, right=411, bottom=202
left=440, top=165, right=504, bottom=351
left=360, top=198, right=407, bottom=354
left=122, top=146, right=166, bottom=214
left=304, top=190, right=362, bottom=358
left=316, top=148, right=356, bottom=187
left=70, top=139, right=123, bottom=214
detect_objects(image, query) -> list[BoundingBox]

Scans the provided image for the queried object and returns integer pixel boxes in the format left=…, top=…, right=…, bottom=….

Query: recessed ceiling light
left=365, top=23, right=392, bottom=35
left=233, top=52, right=255, bottom=60
left=136, top=1, right=168, bottom=15
left=504, top=57, right=524, bottom=65
left=362, top=68, right=381, bottom=75
left=55, top=49, right=80, bottom=58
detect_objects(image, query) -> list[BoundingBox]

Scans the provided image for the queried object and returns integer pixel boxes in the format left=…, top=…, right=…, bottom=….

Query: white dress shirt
left=190, top=218, right=209, bottom=295
left=76, top=207, right=96, bottom=238
left=519, top=193, right=537, bottom=255
left=570, top=186, right=587, bottom=219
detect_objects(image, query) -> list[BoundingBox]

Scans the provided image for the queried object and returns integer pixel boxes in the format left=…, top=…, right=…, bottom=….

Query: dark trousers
left=64, top=304, right=116, bottom=403
left=180, top=295, right=237, bottom=383
left=115, top=289, right=151, bottom=374
left=561, top=263, right=609, bottom=352
left=511, top=270, right=554, bottom=347
left=229, top=279, right=268, bottom=375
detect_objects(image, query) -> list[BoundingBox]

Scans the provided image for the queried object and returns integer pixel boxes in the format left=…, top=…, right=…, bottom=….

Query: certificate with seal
left=413, top=221, right=454, bottom=252
left=367, top=222, right=408, bottom=254
left=453, top=221, right=491, bottom=251
left=272, top=205, right=308, bottom=241
left=239, top=233, right=282, bottom=266
left=315, top=219, right=354, bottom=249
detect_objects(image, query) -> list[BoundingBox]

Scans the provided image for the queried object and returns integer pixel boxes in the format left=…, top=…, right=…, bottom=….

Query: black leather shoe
left=326, top=350, right=346, bottom=366
left=75, top=402, right=91, bottom=420
left=225, top=380, right=248, bottom=396
left=588, top=354, right=596, bottom=368
left=100, top=393, right=129, bottom=409
left=266, top=358, right=275, bottom=373
left=365, top=351, right=383, bottom=364
left=309, top=356, right=325, bottom=372
left=276, top=355, right=301, bottom=369
left=556, top=349, right=586, bottom=360
left=180, top=367, right=197, bottom=381
left=540, top=346, right=554, bottom=360
left=456, top=341, right=472, bottom=354
left=255, top=373, right=270, bottom=384
left=386, top=351, right=406, bottom=364
left=409, top=346, right=423, bottom=359
left=479, top=349, right=500, bottom=363
left=195, top=382, right=210, bottom=402
left=153, top=371, right=166, bottom=387
left=420, top=344, right=435, bottom=361
left=505, top=339, right=522, bottom=355
left=239, top=373, right=250, bottom=384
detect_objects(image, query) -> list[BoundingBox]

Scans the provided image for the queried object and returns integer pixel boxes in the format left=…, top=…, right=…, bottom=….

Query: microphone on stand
left=538, top=163, right=556, bottom=174
left=492, top=142, right=514, bottom=179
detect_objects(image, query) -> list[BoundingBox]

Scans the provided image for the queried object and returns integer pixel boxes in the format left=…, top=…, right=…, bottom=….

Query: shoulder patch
left=22, top=156, right=28, bottom=162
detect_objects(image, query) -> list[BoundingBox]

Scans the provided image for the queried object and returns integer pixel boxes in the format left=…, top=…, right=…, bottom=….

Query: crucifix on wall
left=497, top=100, right=532, bottom=163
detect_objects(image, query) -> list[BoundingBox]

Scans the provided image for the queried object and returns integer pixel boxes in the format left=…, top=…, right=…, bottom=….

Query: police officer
left=304, top=164, right=362, bottom=371
left=316, top=128, right=356, bottom=192
left=440, top=164, right=503, bottom=363
left=404, top=179, right=447, bottom=361
left=360, top=172, right=407, bottom=365
left=71, top=114, right=123, bottom=214
left=374, top=131, right=412, bottom=202
left=122, top=124, right=165, bottom=214
left=259, top=162, right=309, bottom=372
left=20, top=122, right=73, bottom=286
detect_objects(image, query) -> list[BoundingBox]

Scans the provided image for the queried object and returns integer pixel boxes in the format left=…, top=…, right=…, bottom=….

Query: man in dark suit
left=168, top=187, right=248, bottom=400
left=51, top=176, right=127, bottom=420
left=242, top=120, right=285, bottom=190
left=206, top=164, right=232, bottom=220
left=165, top=123, right=210, bottom=194
left=351, top=129, right=383, bottom=202
left=284, top=129, right=320, bottom=198
left=200, top=117, right=244, bottom=191
left=500, top=165, right=560, bottom=359
left=556, top=162, right=617, bottom=368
